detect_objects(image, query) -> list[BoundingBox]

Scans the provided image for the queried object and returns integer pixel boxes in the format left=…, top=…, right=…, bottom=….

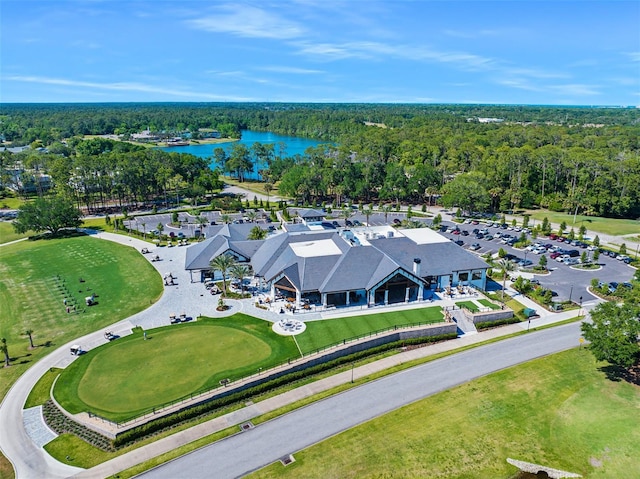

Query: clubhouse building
left=185, top=222, right=490, bottom=309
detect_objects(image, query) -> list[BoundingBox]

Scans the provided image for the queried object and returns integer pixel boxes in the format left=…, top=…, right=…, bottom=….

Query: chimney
left=413, top=258, right=421, bottom=277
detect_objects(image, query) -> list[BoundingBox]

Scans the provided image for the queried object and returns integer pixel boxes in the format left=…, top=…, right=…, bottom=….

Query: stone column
left=345, top=291, right=350, bottom=306
left=384, top=289, right=389, bottom=305
left=405, top=287, right=410, bottom=302
left=322, top=292, right=328, bottom=307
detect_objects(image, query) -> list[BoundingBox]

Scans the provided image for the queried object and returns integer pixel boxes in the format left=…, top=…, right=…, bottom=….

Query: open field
left=251, top=348, right=640, bottom=479
left=296, top=306, right=444, bottom=354
left=54, top=315, right=299, bottom=421
left=0, top=235, right=163, bottom=402
left=525, top=210, right=640, bottom=237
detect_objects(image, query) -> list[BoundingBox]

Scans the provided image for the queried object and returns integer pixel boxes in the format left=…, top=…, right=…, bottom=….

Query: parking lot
left=437, top=219, right=636, bottom=303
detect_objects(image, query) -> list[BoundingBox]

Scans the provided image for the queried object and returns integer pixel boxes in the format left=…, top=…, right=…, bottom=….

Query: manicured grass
left=0, top=195, right=25, bottom=209
left=296, top=306, right=444, bottom=354
left=54, top=315, right=299, bottom=421
left=526, top=210, right=640, bottom=237
left=478, top=299, right=501, bottom=310
left=455, top=300, right=479, bottom=312
left=0, top=452, right=13, bottom=479
left=250, top=348, right=640, bottom=479
left=25, top=368, right=61, bottom=408
left=0, top=235, right=163, bottom=402
left=0, top=221, right=32, bottom=244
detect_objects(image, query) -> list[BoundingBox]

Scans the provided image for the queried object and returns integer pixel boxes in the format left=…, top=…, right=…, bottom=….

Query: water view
left=159, top=130, right=327, bottom=180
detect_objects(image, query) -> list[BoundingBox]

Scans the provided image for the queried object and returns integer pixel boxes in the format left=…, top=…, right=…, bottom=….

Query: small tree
left=593, top=235, right=600, bottom=247
left=541, top=217, right=551, bottom=235
left=579, top=225, right=587, bottom=240
left=511, top=218, right=517, bottom=227
left=340, top=206, right=353, bottom=226
left=568, top=228, right=575, bottom=240
left=593, top=249, right=600, bottom=263
left=522, top=214, right=529, bottom=228
left=620, top=243, right=627, bottom=255
left=581, top=302, right=640, bottom=369
left=230, top=263, right=251, bottom=293
left=539, top=254, right=547, bottom=269
left=1, top=338, right=10, bottom=367
left=156, top=223, right=164, bottom=236
left=432, top=213, right=442, bottom=229
left=559, top=221, right=567, bottom=234
left=581, top=251, right=588, bottom=264
left=362, top=206, right=374, bottom=226
left=172, top=211, right=179, bottom=224
left=24, top=329, right=35, bottom=349
left=498, top=247, right=507, bottom=258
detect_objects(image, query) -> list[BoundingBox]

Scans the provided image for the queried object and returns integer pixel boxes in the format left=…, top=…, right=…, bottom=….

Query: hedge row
left=475, top=318, right=521, bottom=330
left=42, top=400, right=115, bottom=451
left=112, top=332, right=457, bottom=447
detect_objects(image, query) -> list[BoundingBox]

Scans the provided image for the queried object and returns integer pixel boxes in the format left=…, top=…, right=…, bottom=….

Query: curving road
left=139, top=321, right=583, bottom=479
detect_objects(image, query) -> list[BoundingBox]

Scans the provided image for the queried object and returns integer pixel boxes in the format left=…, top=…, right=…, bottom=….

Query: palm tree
left=246, top=210, right=258, bottom=223
left=424, top=186, right=439, bottom=212
left=210, top=255, right=236, bottom=296
left=24, top=329, right=34, bottom=349
left=221, top=214, right=231, bottom=224
left=230, top=263, right=252, bottom=293
left=340, top=206, right=353, bottom=226
left=381, top=204, right=392, bottom=224
left=498, top=259, right=515, bottom=301
left=1, top=338, right=10, bottom=367
left=263, top=182, right=273, bottom=203
left=248, top=225, right=267, bottom=240
left=362, top=205, right=374, bottom=226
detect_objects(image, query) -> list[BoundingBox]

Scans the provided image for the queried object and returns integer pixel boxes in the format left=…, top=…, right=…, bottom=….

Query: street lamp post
left=569, top=285, right=573, bottom=303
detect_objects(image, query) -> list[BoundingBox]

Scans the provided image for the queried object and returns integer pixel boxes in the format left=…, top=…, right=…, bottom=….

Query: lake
left=159, top=130, right=327, bottom=180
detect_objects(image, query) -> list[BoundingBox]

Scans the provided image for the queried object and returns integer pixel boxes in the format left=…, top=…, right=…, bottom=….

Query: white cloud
left=548, top=84, right=600, bottom=96
left=186, top=4, right=304, bottom=40
left=626, top=52, right=640, bottom=62
left=4, top=75, right=253, bottom=101
left=259, top=66, right=324, bottom=74
left=295, top=40, right=497, bottom=71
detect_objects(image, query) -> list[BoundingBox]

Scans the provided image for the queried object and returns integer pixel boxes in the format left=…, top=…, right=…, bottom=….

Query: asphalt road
left=140, top=321, right=583, bottom=479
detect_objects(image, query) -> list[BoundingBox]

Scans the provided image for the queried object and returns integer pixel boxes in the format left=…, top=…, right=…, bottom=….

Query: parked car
left=608, top=282, right=619, bottom=292
left=454, top=240, right=464, bottom=246
left=549, top=233, right=558, bottom=240
left=470, top=243, right=481, bottom=250
left=461, top=230, right=469, bottom=236
left=518, top=259, right=533, bottom=267
left=563, top=257, right=580, bottom=265
left=475, top=233, right=485, bottom=239
left=484, top=234, right=494, bottom=241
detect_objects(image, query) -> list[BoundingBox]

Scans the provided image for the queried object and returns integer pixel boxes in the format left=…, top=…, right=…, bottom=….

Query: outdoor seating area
left=441, top=285, right=478, bottom=300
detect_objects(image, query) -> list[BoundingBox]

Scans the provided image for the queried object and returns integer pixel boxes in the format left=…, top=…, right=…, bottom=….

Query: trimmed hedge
left=475, top=318, right=521, bottom=330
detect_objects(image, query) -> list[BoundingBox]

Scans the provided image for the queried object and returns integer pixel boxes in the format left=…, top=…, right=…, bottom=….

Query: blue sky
left=2, top=1, right=639, bottom=105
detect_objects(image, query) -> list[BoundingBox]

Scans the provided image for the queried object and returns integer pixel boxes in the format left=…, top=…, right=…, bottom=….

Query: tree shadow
left=599, top=364, right=640, bottom=386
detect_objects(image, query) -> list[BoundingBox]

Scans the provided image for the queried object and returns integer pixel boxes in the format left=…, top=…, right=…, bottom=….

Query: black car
left=567, top=250, right=580, bottom=257
left=475, top=233, right=484, bottom=239
left=461, top=230, right=469, bottom=236
left=454, top=240, right=464, bottom=246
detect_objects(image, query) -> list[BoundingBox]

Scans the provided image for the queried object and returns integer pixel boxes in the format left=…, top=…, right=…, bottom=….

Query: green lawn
left=455, top=300, right=479, bottom=312
left=478, top=299, right=501, bottom=310
left=54, top=315, right=299, bottom=421
left=250, top=348, right=640, bottom=479
left=526, top=210, right=640, bottom=237
left=0, top=235, right=163, bottom=402
left=0, top=221, right=33, bottom=244
left=296, top=306, right=444, bottom=354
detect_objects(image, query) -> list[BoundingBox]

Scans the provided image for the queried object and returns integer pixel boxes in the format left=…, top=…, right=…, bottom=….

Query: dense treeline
left=1, top=138, right=222, bottom=212
left=2, top=102, right=639, bottom=145
left=1, top=103, right=639, bottom=218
